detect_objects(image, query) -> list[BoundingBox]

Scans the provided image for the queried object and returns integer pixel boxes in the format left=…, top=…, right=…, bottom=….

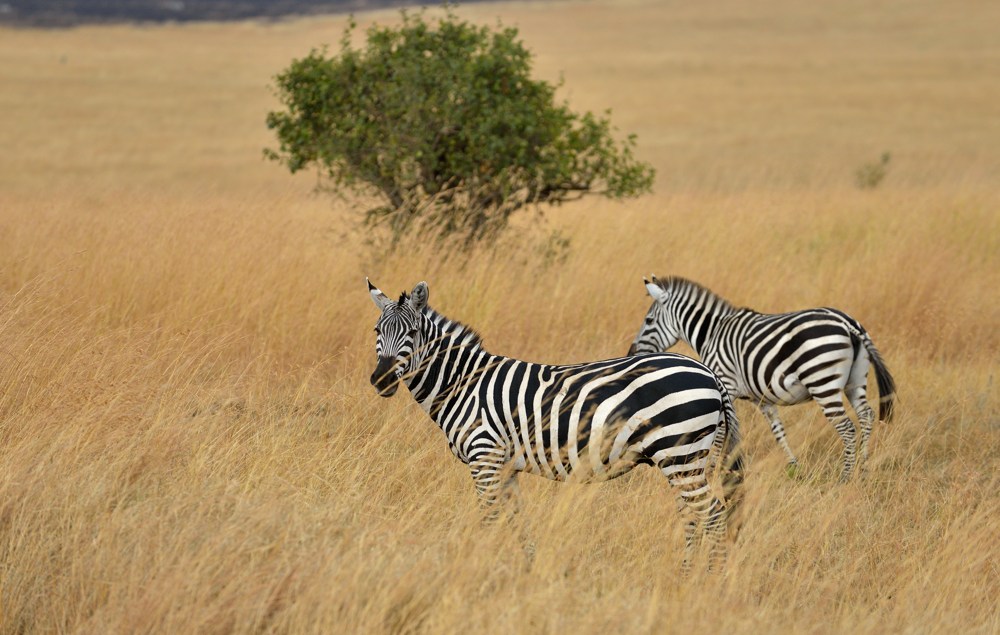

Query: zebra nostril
left=372, top=357, right=397, bottom=388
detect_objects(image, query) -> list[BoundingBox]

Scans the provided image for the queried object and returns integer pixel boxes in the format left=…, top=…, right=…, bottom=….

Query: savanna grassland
left=1, top=0, right=998, bottom=632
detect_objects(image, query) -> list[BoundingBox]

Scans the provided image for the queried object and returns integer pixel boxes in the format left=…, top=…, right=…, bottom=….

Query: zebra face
left=628, top=277, right=680, bottom=356
left=367, top=279, right=429, bottom=397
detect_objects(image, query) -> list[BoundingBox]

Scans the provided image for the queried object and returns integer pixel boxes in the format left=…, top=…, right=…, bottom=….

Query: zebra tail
left=863, top=334, right=897, bottom=422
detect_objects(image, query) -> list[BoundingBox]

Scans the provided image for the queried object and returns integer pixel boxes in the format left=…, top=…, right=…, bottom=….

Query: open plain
left=1, top=0, right=998, bottom=632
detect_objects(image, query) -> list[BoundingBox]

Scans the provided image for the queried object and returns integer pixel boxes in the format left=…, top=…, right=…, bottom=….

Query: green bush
left=855, top=152, right=891, bottom=190
left=265, top=9, right=655, bottom=246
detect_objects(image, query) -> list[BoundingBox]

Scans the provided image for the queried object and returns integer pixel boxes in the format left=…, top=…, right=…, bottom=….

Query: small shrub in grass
left=855, top=152, right=891, bottom=190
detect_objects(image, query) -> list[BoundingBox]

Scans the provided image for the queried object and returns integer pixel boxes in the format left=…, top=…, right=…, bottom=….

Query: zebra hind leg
left=846, top=349, right=876, bottom=470
left=845, top=384, right=876, bottom=469
left=759, top=403, right=799, bottom=469
left=663, top=462, right=728, bottom=574
left=810, top=391, right=858, bottom=482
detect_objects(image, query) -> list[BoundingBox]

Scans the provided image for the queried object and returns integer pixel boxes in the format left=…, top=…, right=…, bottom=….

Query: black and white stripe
left=629, top=276, right=896, bottom=481
left=368, top=279, right=743, bottom=569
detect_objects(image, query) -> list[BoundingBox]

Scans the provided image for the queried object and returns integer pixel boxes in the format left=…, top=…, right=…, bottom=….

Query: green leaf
left=265, top=6, right=655, bottom=247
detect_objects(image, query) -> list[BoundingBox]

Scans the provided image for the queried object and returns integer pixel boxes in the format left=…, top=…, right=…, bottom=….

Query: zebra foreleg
left=469, top=451, right=510, bottom=524
left=498, top=470, right=522, bottom=513
left=498, top=470, right=536, bottom=561
left=500, top=473, right=537, bottom=564
left=759, top=403, right=799, bottom=468
left=469, top=456, right=535, bottom=565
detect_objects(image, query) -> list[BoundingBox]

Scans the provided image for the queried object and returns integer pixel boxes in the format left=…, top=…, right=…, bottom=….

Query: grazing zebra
left=628, top=275, right=896, bottom=481
left=367, top=279, right=743, bottom=570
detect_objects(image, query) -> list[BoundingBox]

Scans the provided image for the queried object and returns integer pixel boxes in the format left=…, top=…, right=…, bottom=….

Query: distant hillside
left=0, top=1, right=483, bottom=27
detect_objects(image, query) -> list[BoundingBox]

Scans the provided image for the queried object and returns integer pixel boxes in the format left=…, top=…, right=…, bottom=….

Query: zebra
left=628, top=275, right=896, bottom=481
left=367, top=279, right=744, bottom=570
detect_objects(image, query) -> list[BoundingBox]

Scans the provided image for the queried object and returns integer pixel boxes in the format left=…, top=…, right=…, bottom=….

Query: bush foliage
left=265, top=9, right=655, bottom=245
left=855, top=152, right=891, bottom=190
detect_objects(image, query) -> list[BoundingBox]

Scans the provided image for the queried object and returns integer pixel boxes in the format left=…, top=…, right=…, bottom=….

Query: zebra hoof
left=784, top=463, right=801, bottom=479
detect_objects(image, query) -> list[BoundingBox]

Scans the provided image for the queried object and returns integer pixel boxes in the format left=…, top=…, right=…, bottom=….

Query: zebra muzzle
left=371, top=357, right=400, bottom=397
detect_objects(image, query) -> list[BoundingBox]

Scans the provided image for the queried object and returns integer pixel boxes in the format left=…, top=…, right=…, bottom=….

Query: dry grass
left=1, top=0, right=998, bottom=632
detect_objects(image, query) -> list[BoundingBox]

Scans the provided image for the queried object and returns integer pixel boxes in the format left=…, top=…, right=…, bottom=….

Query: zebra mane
left=399, top=292, right=484, bottom=349
left=427, top=308, right=484, bottom=349
left=654, top=276, right=740, bottom=311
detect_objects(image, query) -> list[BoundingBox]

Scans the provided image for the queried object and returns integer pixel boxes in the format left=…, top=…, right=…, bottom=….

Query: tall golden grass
left=1, top=1, right=998, bottom=632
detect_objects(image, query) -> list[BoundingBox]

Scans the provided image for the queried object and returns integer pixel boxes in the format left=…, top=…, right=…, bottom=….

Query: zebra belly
left=510, top=448, right=646, bottom=483
left=482, top=354, right=724, bottom=482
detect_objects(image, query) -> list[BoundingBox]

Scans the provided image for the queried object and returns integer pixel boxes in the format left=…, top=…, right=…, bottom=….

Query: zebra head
left=367, top=279, right=429, bottom=397
left=628, top=276, right=681, bottom=356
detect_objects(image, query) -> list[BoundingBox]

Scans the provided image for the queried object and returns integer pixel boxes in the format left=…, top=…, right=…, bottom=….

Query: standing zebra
left=628, top=276, right=896, bottom=481
left=367, top=279, right=743, bottom=570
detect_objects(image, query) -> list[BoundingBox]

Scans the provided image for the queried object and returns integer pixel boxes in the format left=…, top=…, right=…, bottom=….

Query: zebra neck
left=404, top=318, right=492, bottom=415
left=676, top=296, right=737, bottom=355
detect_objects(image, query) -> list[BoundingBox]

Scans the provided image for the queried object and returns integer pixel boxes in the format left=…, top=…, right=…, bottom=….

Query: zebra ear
left=409, top=281, right=429, bottom=312
left=645, top=277, right=665, bottom=301
left=367, top=278, right=393, bottom=311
